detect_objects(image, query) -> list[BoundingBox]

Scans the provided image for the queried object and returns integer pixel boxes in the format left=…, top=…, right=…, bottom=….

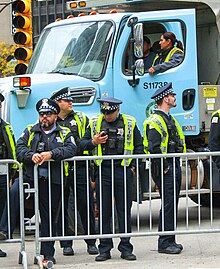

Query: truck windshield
left=28, top=20, right=114, bottom=80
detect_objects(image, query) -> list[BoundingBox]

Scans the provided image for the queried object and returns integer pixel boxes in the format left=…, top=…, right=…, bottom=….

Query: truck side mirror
left=134, top=23, right=143, bottom=58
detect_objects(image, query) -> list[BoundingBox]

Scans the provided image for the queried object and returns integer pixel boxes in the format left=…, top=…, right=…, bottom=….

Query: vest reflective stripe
left=90, top=115, right=104, bottom=166
left=152, top=47, right=184, bottom=66
left=143, top=119, right=150, bottom=154
left=27, top=125, right=34, bottom=148
left=74, top=111, right=86, bottom=138
left=27, top=125, right=70, bottom=176
left=74, top=111, right=88, bottom=155
left=121, top=114, right=135, bottom=166
left=5, top=125, right=17, bottom=169
left=212, top=109, right=220, bottom=117
left=172, top=117, right=186, bottom=153
left=58, top=126, right=71, bottom=176
left=90, top=114, right=136, bottom=166
left=143, top=114, right=186, bottom=154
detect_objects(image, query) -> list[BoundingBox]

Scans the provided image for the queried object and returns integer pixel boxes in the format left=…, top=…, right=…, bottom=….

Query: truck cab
left=1, top=9, right=199, bottom=140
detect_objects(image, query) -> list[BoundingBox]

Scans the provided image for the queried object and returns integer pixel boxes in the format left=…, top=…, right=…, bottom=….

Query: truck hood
left=0, top=73, right=98, bottom=90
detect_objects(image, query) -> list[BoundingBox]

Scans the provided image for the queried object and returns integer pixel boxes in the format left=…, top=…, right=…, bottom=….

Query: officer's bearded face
left=39, top=112, right=57, bottom=129
left=166, top=94, right=176, bottom=108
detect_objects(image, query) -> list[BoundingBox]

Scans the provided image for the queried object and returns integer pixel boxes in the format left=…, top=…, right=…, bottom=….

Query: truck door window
left=123, top=21, right=186, bottom=75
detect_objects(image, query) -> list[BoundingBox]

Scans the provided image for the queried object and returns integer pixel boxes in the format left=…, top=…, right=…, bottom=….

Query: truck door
left=113, top=9, right=199, bottom=135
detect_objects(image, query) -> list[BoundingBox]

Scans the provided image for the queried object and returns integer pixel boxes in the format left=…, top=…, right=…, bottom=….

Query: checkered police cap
left=50, top=87, right=73, bottom=102
left=97, top=97, right=122, bottom=113
left=36, top=98, right=60, bottom=114
left=151, top=82, right=176, bottom=102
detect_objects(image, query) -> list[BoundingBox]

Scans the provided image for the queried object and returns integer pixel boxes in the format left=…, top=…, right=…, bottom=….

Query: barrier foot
left=19, top=251, right=28, bottom=269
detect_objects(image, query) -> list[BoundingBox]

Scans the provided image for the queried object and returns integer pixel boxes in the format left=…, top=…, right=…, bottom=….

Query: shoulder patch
left=212, top=116, right=219, bottom=124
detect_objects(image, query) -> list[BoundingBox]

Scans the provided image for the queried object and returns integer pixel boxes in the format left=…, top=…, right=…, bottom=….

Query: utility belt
left=68, top=160, right=87, bottom=170
left=39, top=176, right=48, bottom=181
left=96, top=159, right=122, bottom=168
left=168, top=140, right=183, bottom=154
left=166, top=157, right=180, bottom=164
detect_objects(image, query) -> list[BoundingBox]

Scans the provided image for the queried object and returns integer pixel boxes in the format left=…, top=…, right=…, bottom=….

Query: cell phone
left=100, top=131, right=107, bottom=137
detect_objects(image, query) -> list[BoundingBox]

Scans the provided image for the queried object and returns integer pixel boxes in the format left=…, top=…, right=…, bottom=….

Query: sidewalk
left=1, top=198, right=220, bottom=269
left=1, top=232, right=220, bottom=269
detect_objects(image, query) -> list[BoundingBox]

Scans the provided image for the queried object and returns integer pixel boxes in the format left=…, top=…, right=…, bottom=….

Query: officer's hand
left=39, top=151, right=53, bottom=165
left=32, top=153, right=44, bottom=164
left=92, top=132, right=108, bottom=145
left=148, top=67, right=155, bottom=74
left=164, top=166, right=170, bottom=174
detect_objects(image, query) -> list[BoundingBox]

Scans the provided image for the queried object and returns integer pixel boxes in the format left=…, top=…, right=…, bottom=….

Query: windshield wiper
left=49, top=69, right=77, bottom=75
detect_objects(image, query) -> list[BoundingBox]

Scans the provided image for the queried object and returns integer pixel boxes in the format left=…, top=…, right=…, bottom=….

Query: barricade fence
left=0, top=159, right=27, bottom=269
left=0, top=152, right=219, bottom=268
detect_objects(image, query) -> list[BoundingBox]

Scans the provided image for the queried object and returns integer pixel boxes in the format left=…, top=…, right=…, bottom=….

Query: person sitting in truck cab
left=142, top=35, right=156, bottom=72
left=148, top=32, right=184, bottom=74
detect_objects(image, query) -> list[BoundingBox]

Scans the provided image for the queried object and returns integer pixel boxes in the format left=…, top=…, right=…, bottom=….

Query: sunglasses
left=39, top=111, right=54, bottom=117
left=101, top=109, right=117, bottom=115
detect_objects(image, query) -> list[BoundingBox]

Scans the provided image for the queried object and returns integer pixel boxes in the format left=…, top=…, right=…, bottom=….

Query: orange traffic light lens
left=13, top=15, right=31, bottom=29
left=14, top=31, right=31, bottom=45
left=70, top=2, right=77, bottom=8
left=14, top=47, right=32, bottom=60
left=13, top=0, right=30, bottom=13
left=78, top=1, right=86, bottom=7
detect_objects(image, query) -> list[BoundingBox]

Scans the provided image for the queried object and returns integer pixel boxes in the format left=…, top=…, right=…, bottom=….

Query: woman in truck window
left=148, top=32, right=184, bottom=74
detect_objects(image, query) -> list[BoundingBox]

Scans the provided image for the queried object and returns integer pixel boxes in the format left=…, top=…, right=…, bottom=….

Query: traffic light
left=12, top=0, right=32, bottom=75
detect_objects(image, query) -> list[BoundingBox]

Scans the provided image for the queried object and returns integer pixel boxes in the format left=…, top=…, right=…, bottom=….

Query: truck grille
left=69, top=87, right=96, bottom=105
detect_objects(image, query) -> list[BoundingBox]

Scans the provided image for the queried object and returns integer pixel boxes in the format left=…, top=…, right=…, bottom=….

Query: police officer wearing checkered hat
left=80, top=97, right=143, bottom=261
left=143, top=83, right=186, bottom=254
left=208, top=106, right=220, bottom=168
left=0, top=93, right=17, bottom=258
left=51, top=87, right=98, bottom=256
left=0, top=98, right=77, bottom=265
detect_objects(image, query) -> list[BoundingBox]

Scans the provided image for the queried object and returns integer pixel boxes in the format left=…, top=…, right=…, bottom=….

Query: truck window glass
left=28, top=21, right=114, bottom=80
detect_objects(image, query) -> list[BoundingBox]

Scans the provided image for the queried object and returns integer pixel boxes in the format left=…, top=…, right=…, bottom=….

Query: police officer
left=50, top=87, right=98, bottom=256
left=0, top=98, right=77, bottom=264
left=80, top=97, right=143, bottom=261
left=208, top=109, right=220, bottom=168
left=143, top=83, right=186, bottom=254
left=0, top=93, right=17, bottom=257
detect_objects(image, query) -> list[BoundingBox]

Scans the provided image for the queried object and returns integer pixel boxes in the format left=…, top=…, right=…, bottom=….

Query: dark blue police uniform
left=80, top=97, right=144, bottom=261
left=51, top=87, right=97, bottom=255
left=0, top=98, right=77, bottom=264
left=145, top=83, right=184, bottom=254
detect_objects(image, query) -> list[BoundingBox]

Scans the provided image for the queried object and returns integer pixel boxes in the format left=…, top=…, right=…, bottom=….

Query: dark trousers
left=0, top=175, right=7, bottom=218
left=152, top=161, right=181, bottom=248
left=0, top=177, right=63, bottom=258
left=0, top=178, right=20, bottom=235
left=60, top=166, right=96, bottom=248
left=39, top=180, right=62, bottom=257
left=95, top=165, right=133, bottom=254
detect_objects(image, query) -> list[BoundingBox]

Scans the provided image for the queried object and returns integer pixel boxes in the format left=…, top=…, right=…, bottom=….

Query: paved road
left=1, top=198, right=220, bottom=269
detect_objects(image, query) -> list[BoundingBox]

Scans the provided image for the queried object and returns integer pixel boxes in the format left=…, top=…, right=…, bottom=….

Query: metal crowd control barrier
left=0, top=159, right=27, bottom=269
left=32, top=152, right=220, bottom=268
